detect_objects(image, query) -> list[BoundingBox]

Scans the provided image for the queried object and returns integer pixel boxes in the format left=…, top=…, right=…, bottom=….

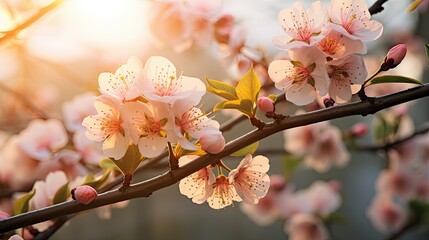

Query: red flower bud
left=257, top=97, right=275, bottom=114
left=0, top=210, right=10, bottom=220
left=350, top=122, right=368, bottom=137
left=72, top=185, right=98, bottom=205
left=382, top=44, right=407, bottom=70
left=200, top=133, right=225, bottom=154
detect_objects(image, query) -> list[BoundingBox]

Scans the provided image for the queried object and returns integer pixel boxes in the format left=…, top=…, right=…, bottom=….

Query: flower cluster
left=268, top=0, right=383, bottom=105
left=82, top=56, right=224, bottom=160
left=179, top=154, right=270, bottom=210
left=241, top=177, right=341, bottom=240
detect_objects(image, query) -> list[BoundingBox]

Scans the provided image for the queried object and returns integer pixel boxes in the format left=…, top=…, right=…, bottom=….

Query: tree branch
left=0, top=0, right=64, bottom=45
left=369, top=0, right=390, bottom=15
left=1, top=83, right=429, bottom=234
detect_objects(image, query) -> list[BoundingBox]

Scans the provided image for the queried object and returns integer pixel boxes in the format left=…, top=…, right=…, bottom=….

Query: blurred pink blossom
left=62, top=92, right=97, bottom=132
left=284, top=214, right=328, bottom=240
left=367, top=193, right=407, bottom=233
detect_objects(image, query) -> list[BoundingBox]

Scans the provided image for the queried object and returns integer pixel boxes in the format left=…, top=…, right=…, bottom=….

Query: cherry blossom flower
left=17, top=119, right=68, bottom=162
left=207, top=175, right=241, bottom=210
left=273, top=1, right=327, bottom=50
left=316, top=28, right=367, bottom=58
left=98, top=56, right=143, bottom=103
left=121, top=101, right=169, bottom=158
left=82, top=96, right=130, bottom=160
left=305, top=180, right=341, bottom=215
left=268, top=47, right=329, bottom=106
left=329, top=0, right=383, bottom=42
left=73, top=130, right=104, bottom=166
left=179, top=155, right=215, bottom=204
left=240, top=175, right=286, bottom=226
left=367, top=193, right=407, bottom=233
left=229, top=154, right=270, bottom=204
left=171, top=104, right=222, bottom=151
left=62, top=92, right=97, bottom=132
left=221, top=25, right=246, bottom=65
left=284, top=214, right=329, bottom=240
left=8, top=235, right=23, bottom=240
left=327, top=54, right=367, bottom=103
left=199, top=132, right=225, bottom=154
left=138, top=56, right=206, bottom=107
left=284, top=121, right=349, bottom=172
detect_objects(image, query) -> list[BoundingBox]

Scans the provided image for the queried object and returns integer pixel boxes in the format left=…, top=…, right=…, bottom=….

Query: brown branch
left=0, top=0, right=64, bottom=45
left=0, top=83, right=428, bottom=233
left=369, top=0, right=390, bottom=15
left=356, top=124, right=429, bottom=151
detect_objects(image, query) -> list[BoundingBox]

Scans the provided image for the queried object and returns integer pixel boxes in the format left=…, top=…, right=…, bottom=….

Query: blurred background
left=0, top=0, right=428, bottom=239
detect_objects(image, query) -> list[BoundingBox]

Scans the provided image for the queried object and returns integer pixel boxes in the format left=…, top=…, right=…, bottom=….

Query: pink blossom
left=138, top=56, right=206, bottom=107
left=316, top=28, right=367, bottom=58
left=0, top=210, right=10, bottom=220
left=72, top=185, right=98, bottom=205
left=376, top=168, right=415, bottom=198
left=350, top=122, right=368, bottom=137
left=285, top=214, right=328, bottom=240
left=30, top=171, right=69, bottom=231
left=179, top=155, right=215, bottom=204
left=229, top=154, right=270, bottom=204
left=8, top=235, right=24, bottom=240
left=214, top=14, right=234, bottom=44
left=207, top=175, right=241, bottom=210
left=240, top=175, right=286, bottom=226
left=62, top=92, right=97, bottom=132
left=329, top=0, right=383, bottom=42
left=17, top=119, right=68, bottom=161
left=268, top=47, right=329, bottom=106
left=171, top=104, right=222, bottom=151
left=284, top=121, right=349, bottom=172
left=221, top=25, right=246, bottom=65
left=199, top=132, right=225, bottom=154
left=305, top=181, right=341, bottom=215
left=82, top=96, right=130, bottom=160
left=367, top=193, right=407, bottom=233
left=73, top=130, right=104, bottom=166
left=121, top=101, right=169, bottom=158
left=273, top=1, right=327, bottom=50
left=279, top=190, right=313, bottom=218
left=327, top=55, right=367, bottom=103
left=98, top=56, right=143, bottom=103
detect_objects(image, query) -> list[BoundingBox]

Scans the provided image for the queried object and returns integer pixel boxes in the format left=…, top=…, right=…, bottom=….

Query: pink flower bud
left=351, top=122, right=368, bottom=137
left=0, top=210, right=10, bottom=220
left=200, top=133, right=225, bottom=154
left=8, top=235, right=24, bottom=240
left=257, top=97, right=275, bottom=114
left=71, top=185, right=98, bottom=205
left=322, top=96, right=335, bottom=108
left=382, top=44, right=407, bottom=70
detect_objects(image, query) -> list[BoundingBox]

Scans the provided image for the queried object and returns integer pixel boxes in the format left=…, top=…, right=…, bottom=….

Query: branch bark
left=369, top=0, right=390, bottom=15
left=1, top=83, right=429, bottom=233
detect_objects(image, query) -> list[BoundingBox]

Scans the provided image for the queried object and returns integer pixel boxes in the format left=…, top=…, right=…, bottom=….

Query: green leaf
left=13, top=189, right=36, bottom=215
left=213, top=99, right=253, bottom=117
left=206, top=78, right=238, bottom=100
left=367, top=75, right=422, bottom=87
left=425, top=44, right=429, bottom=62
left=373, top=116, right=388, bottom=142
left=53, top=183, right=70, bottom=205
left=230, top=142, right=259, bottom=157
left=99, top=158, right=117, bottom=170
left=85, top=170, right=112, bottom=190
left=324, top=212, right=348, bottom=224
left=283, top=155, right=302, bottom=178
left=112, top=144, right=143, bottom=176
left=236, top=66, right=261, bottom=103
left=409, top=200, right=429, bottom=223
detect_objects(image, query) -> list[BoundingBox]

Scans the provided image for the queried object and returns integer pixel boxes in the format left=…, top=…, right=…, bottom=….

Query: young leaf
left=100, top=158, right=118, bottom=170
left=112, top=144, right=143, bottom=176
left=85, top=170, right=112, bottom=190
left=283, top=154, right=302, bottom=178
left=53, top=182, right=70, bottom=205
left=13, top=189, right=36, bottom=215
left=367, top=75, right=422, bottom=86
left=236, top=66, right=261, bottom=103
left=206, top=78, right=238, bottom=100
left=230, top=142, right=259, bottom=157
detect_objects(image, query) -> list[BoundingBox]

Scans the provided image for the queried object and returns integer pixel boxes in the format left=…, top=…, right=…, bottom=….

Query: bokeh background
left=0, top=0, right=428, bottom=239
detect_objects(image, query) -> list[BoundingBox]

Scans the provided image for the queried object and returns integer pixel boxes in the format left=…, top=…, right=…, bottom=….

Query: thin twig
left=369, top=0, right=390, bottom=15
left=0, top=0, right=64, bottom=45
left=1, top=83, right=428, bottom=233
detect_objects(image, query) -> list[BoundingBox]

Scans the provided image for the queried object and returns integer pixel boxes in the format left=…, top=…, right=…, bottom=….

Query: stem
left=1, top=83, right=428, bottom=233
left=0, top=0, right=64, bottom=45
left=369, top=0, right=390, bottom=15
left=168, top=142, right=179, bottom=170
left=357, top=68, right=382, bottom=101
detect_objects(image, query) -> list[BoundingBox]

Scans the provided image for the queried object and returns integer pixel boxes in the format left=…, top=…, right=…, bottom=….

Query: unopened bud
left=323, top=96, right=335, bottom=108
left=257, top=97, right=275, bottom=114
left=381, top=44, right=407, bottom=71
left=71, top=185, right=98, bottom=205
left=200, top=133, right=225, bottom=154
left=8, top=235, right=24, bottom=240
left=350, top=122, right=368, bottom=137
